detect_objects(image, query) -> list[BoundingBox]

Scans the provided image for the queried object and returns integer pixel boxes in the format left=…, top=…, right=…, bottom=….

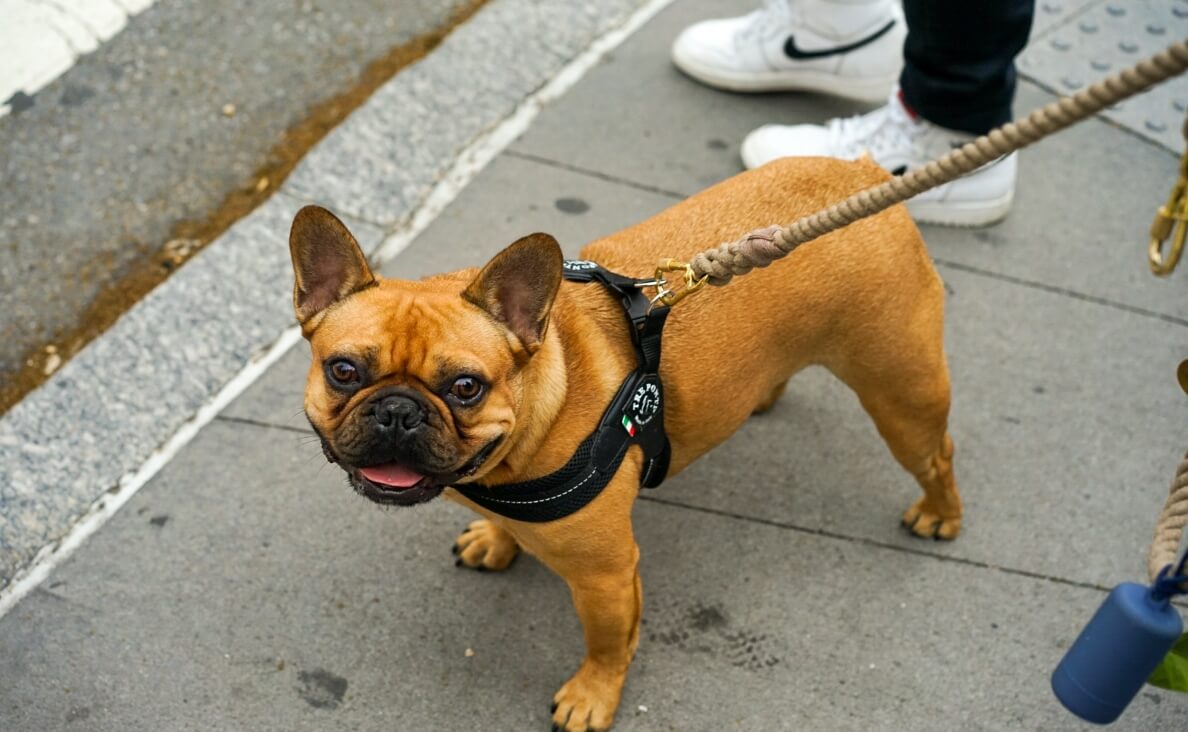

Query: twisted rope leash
left=1149, top=366, right=1188, bottom=583
left=687, top=37, right=1188, bottom=286
left=1149, top=452, right=1188, bottom=583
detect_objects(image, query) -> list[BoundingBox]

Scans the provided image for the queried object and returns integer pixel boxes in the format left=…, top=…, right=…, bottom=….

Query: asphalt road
left=0, top=0, right=474, bottom=411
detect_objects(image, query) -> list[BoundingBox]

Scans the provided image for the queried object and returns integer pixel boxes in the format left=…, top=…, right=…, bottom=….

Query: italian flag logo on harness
left=623, top=380, right=661, bottom=437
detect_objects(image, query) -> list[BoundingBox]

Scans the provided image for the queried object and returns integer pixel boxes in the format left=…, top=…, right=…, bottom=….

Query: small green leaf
left=1148, top=633, right=1188, bottom=693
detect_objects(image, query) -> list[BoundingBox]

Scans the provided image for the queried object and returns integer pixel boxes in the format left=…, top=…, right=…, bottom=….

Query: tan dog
left=289, top=156, right=961, bottom=731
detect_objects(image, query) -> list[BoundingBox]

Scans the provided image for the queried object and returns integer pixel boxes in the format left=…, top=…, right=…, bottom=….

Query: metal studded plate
left=1031, top=0, right=1101, bottom=39
left=1021, top=0, right=1188, bottom=153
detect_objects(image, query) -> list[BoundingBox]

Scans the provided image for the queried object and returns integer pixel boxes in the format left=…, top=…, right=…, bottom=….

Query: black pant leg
left=899, top=0, right=1035, bottom=135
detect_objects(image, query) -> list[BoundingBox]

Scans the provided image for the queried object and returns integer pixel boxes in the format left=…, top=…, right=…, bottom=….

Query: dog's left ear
left=289, top=205, right=376, bottom=327
left=464, top=233, right=563, bottom=355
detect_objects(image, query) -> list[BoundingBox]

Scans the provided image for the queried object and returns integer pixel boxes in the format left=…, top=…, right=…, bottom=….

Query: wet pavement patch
left=5, top=91, right=34, bottom=114
left=645, top=600, right=782, bottom=672
left=296, top=668, right=348, bottom=710
left=59, top=85, right=95, bottom=107
left=554, top=196, right=590, bottom=214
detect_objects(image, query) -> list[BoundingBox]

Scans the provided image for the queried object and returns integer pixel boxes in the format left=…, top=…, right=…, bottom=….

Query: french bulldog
left=290, top=155, right=961, bottom=731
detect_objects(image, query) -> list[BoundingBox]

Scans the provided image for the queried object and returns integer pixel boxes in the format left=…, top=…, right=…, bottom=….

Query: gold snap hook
left=1148, top=184, right=1188, bottom=276
left=650, top=258, right=708, bottom=309
left=1149, top=128, right=1188, bottom=276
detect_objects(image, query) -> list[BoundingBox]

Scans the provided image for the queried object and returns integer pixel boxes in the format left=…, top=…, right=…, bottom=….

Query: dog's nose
left=373, top=395, right=424, bottom=432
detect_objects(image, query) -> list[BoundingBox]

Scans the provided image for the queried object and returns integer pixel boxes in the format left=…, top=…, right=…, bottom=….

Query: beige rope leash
left=1148, top=363, right=1188, bottom=582
left=679, top=37, right=1188, bottom=288
left=1149, top=451, right=1188, bottom=582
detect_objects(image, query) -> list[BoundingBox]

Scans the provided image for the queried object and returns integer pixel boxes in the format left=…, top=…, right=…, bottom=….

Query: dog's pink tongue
left=359, top=463, right=424, bottom=489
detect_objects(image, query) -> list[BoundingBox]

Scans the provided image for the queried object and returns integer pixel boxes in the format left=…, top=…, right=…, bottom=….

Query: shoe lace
left=825, top=98, right=923, bottom=164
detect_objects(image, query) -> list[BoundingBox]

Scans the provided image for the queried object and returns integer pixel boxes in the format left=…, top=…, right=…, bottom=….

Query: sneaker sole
left=672, top=48, right=897, bottom=104
left=907, top=189, right=1014, bottom=228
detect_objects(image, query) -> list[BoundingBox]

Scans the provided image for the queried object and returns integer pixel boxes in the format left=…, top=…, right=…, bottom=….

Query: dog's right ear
left=289, top=205, right=375, bottom=327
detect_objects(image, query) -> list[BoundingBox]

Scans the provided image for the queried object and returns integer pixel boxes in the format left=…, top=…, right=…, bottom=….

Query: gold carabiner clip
left=649, top=258, right=709, bottom=309
left=1149, top=122, right=1188, bottom=276
left=1148, top=177, right=1188, bottom=276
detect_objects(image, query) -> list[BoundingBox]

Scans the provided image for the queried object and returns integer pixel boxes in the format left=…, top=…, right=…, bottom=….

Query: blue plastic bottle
left=1051, top=581, right=1183, bottom=724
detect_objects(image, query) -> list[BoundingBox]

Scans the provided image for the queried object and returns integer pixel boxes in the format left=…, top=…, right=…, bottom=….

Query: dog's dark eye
left=449, top=376, right=484, bottom=404
left=326, top=359, right=361, bottom=388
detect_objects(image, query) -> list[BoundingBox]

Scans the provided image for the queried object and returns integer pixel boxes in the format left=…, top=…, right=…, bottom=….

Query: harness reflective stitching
left=462, top=468, right=598, bottom=505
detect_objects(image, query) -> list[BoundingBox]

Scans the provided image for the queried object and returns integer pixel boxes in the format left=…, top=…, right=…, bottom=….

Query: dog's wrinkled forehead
left=308, top=281, right=514, bottom=383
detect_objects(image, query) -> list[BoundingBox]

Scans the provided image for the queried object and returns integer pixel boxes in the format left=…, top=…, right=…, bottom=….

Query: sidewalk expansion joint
left=504, top=150, right=689, bottom=200
left=273, top=189, right=391, bottom=232
left=31, top=585, right=101, bottom=615
left=215, top=415, right=313, bottom=436
left=638, top=493, right=1181, bottom=603
left=934, top=258, right=1188, bottom=328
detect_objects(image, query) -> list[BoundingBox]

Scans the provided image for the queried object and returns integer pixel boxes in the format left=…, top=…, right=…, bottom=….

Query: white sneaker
left=671, top=0, right=905, bottom=103
left=741, top=93, right=1017, bottom=227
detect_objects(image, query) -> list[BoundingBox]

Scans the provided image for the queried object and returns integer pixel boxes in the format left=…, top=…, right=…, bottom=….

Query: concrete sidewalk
left=3, top=0, right=1188, bottom=729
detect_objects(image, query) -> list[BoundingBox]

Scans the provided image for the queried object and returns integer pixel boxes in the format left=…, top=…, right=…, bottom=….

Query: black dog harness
left=452, top=260, right=671, bottom=522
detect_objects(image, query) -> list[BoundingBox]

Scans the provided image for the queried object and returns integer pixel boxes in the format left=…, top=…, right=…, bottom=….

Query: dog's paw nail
left=454, top=558, right=463, bottom=568
left=550, top=702, right=558, bottom=714
left=450, top=544, right=459, bottom=556
left=550, top=725, right=560, bottom=732
left=475, top=564, right=488, bottom=573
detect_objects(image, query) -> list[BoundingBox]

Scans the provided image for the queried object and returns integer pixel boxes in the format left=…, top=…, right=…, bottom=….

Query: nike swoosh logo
left=784, top=19, right=897, bottom=60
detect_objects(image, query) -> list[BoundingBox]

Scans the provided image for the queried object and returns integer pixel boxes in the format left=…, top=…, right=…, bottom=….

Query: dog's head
left=288, top=205, right=563, bottom=506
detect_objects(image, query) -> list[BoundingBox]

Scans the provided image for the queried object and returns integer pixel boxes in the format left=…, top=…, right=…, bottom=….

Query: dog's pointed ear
left=289, top=205, right=376, bottom=326
left=463, top=233, right=563, bottom=355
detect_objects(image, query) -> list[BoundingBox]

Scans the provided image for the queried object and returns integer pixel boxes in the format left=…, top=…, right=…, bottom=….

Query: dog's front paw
left=550, top=661, right=625, bottom=732
left=902, top=498, right=961, bottom=540
left=452, top=520, right=519, bottom=571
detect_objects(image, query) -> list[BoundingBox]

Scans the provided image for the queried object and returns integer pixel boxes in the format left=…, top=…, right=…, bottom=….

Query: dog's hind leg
left=453, top=519, right=521, bottom=571
left=826, top=319, right=962, bottom=540
left=873, top=403, right=961, bottom=541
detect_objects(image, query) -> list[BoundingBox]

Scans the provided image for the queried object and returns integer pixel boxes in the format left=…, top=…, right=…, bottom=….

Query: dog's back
left=580, top=156, right=948, bottom=483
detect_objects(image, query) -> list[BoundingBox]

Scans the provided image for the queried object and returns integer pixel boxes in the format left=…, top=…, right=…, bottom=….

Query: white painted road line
left=0, top=0, right=156, bottom=118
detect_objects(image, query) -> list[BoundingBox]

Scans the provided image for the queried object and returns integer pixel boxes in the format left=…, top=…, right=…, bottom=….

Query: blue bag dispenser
left=1051, top=573, right=1184, bottom=724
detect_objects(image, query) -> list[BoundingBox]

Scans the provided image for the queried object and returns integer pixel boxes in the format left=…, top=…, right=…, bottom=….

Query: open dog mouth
left=350, top=463, right=444, bottom=506
left=347, top=437, right=502, bottom=507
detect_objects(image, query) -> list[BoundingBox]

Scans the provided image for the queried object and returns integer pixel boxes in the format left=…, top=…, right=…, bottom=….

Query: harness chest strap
left=451, top=260, right=672, bottom=523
